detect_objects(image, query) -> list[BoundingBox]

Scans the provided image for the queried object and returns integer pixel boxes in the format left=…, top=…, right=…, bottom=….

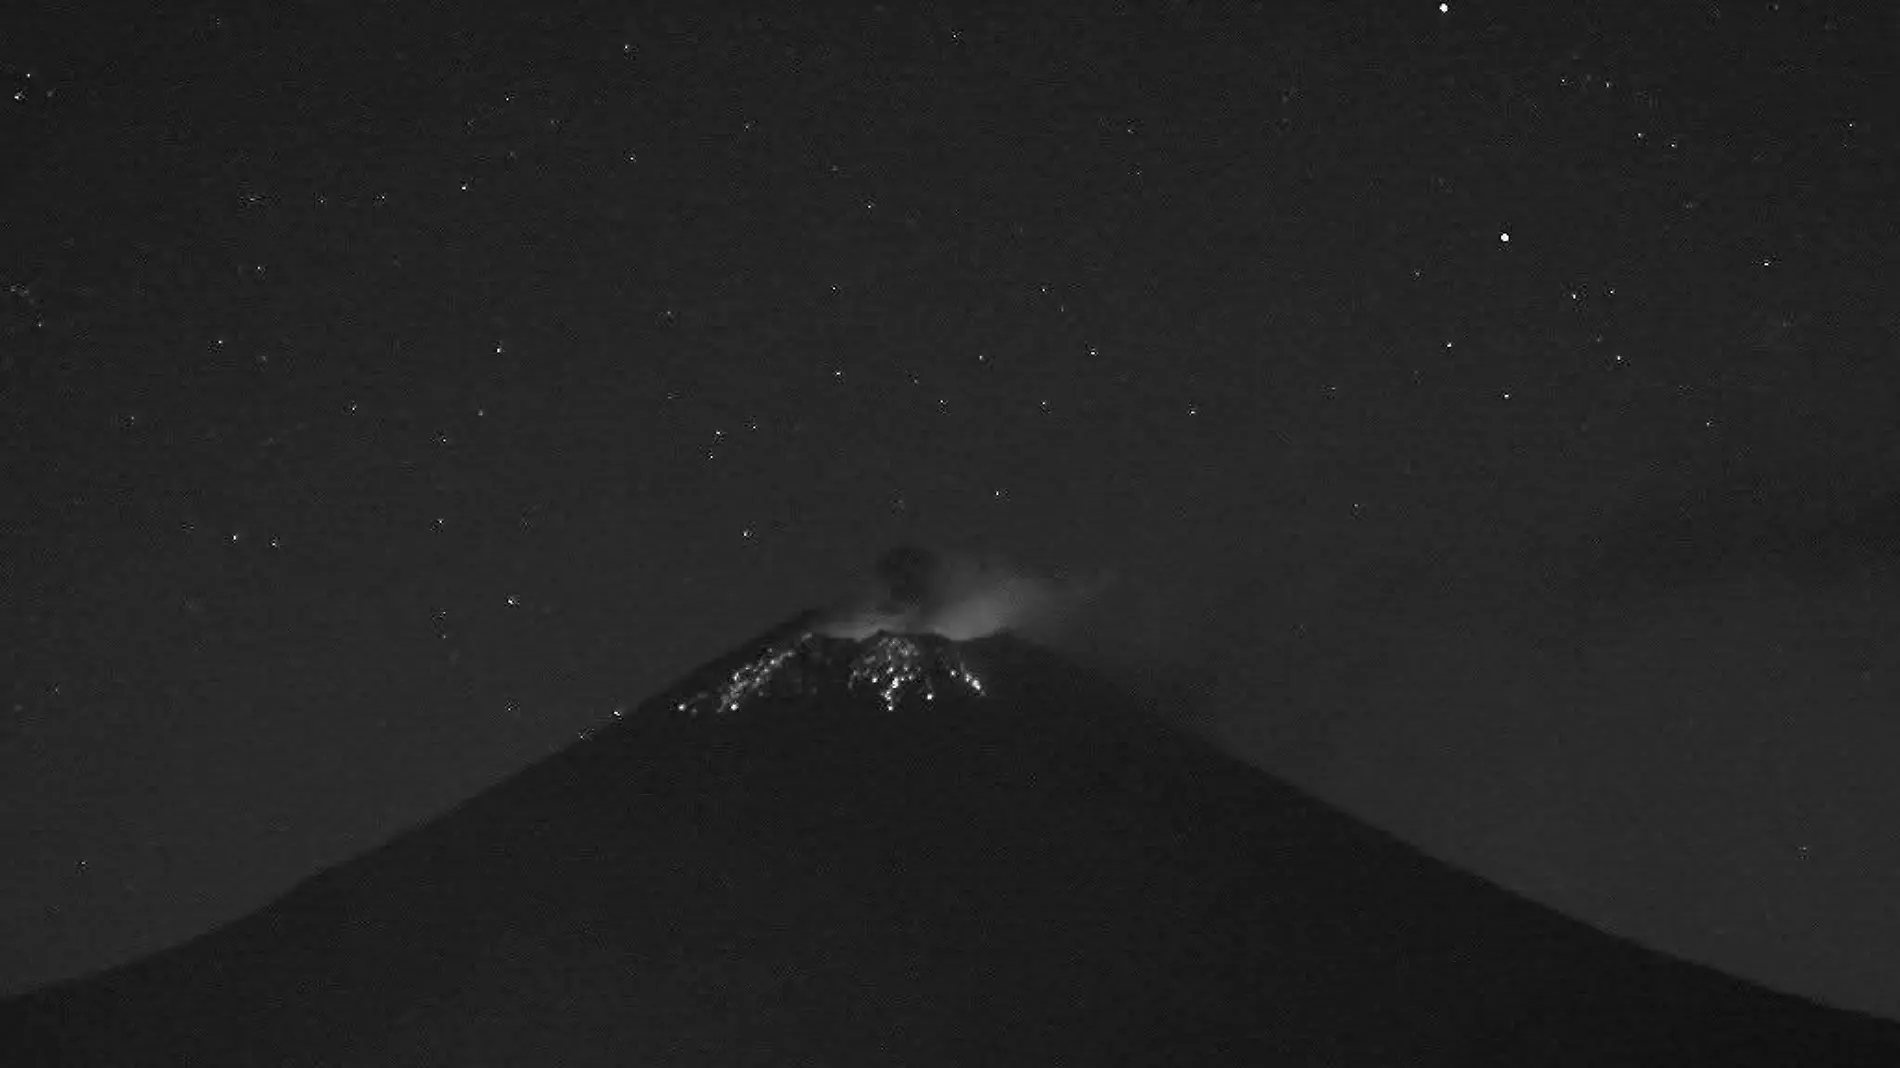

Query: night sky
left=5, top=0, right=1898, bottom=1022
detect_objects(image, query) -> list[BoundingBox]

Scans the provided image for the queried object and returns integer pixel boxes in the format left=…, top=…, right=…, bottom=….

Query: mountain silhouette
left=6, top=616, right=1899, bottom=1065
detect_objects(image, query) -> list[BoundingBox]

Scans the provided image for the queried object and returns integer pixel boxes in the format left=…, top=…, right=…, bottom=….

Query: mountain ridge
left=6, top=617, right=1900, bottom=1065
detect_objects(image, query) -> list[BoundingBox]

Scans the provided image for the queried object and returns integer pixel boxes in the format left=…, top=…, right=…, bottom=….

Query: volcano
left=6, top=614, right=1899, bottom=1065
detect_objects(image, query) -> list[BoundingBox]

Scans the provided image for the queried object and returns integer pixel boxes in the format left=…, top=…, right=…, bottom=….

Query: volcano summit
left=5, top=553, right=1900, bottom=1065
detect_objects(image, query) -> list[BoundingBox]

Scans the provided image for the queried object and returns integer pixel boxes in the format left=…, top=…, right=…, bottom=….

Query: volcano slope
left=6, top=618, right=1899, bottom=1066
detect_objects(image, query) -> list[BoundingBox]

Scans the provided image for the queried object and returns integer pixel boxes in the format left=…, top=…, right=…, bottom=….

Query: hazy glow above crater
left=813, top=547, right=1109, bottom=642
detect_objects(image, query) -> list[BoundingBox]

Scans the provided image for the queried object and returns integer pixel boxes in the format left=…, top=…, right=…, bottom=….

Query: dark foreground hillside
left=7, top=622, right=1899, bottom=1066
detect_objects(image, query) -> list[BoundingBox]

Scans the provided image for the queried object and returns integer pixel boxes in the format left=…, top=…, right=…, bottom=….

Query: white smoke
left=813, top=545, right=1115, bottom=644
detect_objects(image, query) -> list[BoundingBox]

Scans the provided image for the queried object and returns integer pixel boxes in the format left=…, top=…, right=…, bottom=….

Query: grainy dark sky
left=4, top=0, right=1897, bottom=1021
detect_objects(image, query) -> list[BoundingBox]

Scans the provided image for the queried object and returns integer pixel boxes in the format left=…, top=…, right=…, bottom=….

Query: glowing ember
left=682, top=630, right=987, bottom=717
